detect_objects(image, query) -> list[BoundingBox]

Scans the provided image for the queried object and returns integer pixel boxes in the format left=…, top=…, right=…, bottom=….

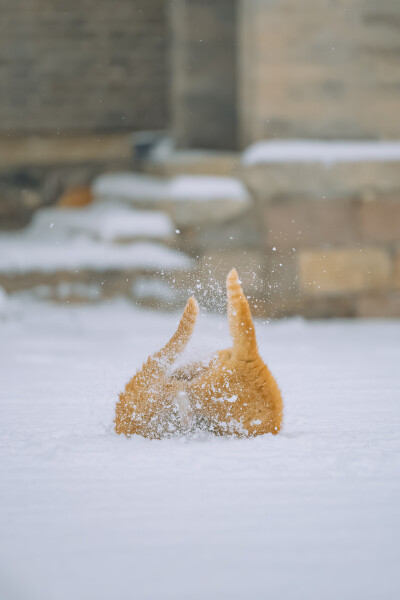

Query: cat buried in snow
left=115, top=269, right=283, bottom=438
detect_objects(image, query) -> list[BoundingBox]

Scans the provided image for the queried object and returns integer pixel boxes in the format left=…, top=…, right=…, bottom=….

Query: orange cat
left=115, top=269, right=283, bottom=438
left=114, top=296, right=199, bottom=438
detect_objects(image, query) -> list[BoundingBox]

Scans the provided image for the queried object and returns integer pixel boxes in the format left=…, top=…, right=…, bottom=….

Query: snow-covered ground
left=1, top=298, right=399, bottom=600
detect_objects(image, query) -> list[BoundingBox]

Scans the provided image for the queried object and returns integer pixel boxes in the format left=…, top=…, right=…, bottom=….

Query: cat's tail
left=155, top=296, right=199, bottom=363
left=227, top=269, right=258, bottom=361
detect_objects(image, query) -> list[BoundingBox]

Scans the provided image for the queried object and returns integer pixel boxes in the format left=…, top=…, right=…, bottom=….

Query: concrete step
left=27, top=201, right=174, bottom=243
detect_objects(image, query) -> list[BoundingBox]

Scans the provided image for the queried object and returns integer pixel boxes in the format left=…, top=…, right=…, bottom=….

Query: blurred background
left=1, top=0, right=400, bottom=317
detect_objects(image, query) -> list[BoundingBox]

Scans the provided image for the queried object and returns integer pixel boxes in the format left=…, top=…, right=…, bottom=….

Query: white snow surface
left=1, top=300, right=400, bottom=600
left=0, top=201, right=185, bottom=274
left=30, top=202, right=173, bottom=242
left=242, top=139, right=400, bottom=166
left=93, top=172, right=167, bottom=202
left=0, top=236, right=189, bottom=274
left=132, top=277, right=178, bottom=302
left=93, top=172, right=250, bottom=204
left=167, top=176, right=250, bottom=203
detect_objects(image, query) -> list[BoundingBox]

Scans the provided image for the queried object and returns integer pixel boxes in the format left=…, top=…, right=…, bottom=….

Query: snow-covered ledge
left=242, top=140, right=400, bottom=167
left=240, top=140, right=400, bottom=201
left=93, top=174, right=251, bottom=226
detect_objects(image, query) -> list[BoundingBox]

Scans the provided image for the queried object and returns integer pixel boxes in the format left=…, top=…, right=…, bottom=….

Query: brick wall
left=0, top=0, right=169, bottom=135
left=239, top=0, right=400, bottom=146
left=171, top=0, right=400, bottom=149
left=170, top=0, right=237, bottom=149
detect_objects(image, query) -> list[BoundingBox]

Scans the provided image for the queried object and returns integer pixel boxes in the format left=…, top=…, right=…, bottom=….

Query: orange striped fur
left=115, top=270, right=283, bottom=438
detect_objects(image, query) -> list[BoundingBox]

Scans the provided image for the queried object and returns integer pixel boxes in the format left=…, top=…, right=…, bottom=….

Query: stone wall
left=170, top=0, right=237, bottom=149
left=143, top=148, right=400, bottom=318
left=241, top=160, right=400, bottom=317
left=0, top=0, right=169, bottom=228
left=239, top=0, right=400, bottom=146
left=0, top=0, right=168, bottom=135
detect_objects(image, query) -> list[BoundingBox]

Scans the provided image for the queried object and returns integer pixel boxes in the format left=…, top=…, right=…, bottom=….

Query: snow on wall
left=93, top=173, right=250, bottom=205
left=242, top=139, right=400, bottom=167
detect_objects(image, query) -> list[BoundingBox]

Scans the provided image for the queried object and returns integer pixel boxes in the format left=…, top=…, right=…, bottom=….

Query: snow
left=148, top=143, right=220, bottom=164
left=242, top=139, right=400, bottom=166
left=0, top=199, right=186, bottom=275
left=1, top=299, right=399, bottom=600
left=53, top=281, right=102, bottom=301
left=167, top=176, right=250, bottom=203
left=93, top=172, right=167, bottom=203
left=30, top=203, right=173, bottom=242
left=131, top=277, right=178, bottom=302
left=93, top=172, right=250, bottom=204
left=0, top=237, right=190, bottom=273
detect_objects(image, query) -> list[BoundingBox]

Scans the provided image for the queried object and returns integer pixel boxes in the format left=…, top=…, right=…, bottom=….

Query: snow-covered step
left=28, top=202, right=174, bottom=243
left=0, top=237, right=189, bottom=305
left=0, top=203, right=191, bottom=305
left=0, top=236, right=190, bottom=274
left=92, top=173, right=251, bottom=226
left=92, top=173, right=166, bottom=205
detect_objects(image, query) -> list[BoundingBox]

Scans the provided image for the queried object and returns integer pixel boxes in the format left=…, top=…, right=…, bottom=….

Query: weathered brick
left=394, top=252, right=400, bottom=289
left=356, top=292, right=400, bottom=318
left=0, top=0, right=168, bottom=135
left=171, top=0, right=237, bottom=149
left=239, top=0, right=400, bottom=145
left=299, top=248, right=392, bottom=295
left=143, top=151, right=240, bottom=178
left=242, top=162, right=400, bottom=204
left=179, top=209, right=260, bottom=253
left=0, top=133, right=132, bottom=169
left=264, top=198, right=358, bottom=249
left=360, top=197, right=400, bottom=243
left=301, top=295, right=356, bottom=319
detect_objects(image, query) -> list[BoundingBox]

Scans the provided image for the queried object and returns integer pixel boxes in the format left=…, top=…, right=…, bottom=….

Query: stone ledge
left=360, top=197, right=400, bottom=244
left=242, top=161, right=400, bottom=201
left=395, top=251, right=400, bottom=290
left=298, top=247, right=392, bottom=295
left=356, top=291, right=400, bottom=318
left=143, top=150, right=241, bottom=177
left=93, top=172, right=251, bottom=227
left=0, top=134, right=133, bottom=169
left=263, top=197, right=359, bottom=249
